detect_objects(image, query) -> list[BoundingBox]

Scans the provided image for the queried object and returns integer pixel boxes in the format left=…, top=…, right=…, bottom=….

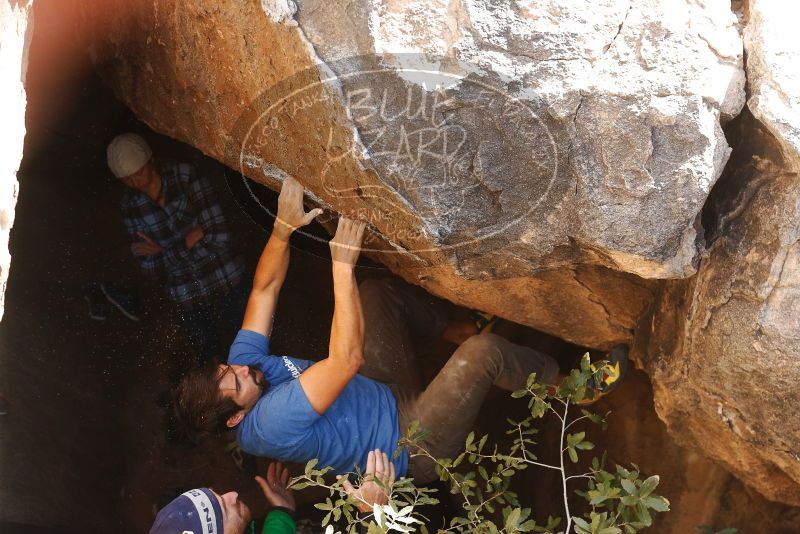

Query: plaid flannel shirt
left=121, top=160, right=245, bottom=308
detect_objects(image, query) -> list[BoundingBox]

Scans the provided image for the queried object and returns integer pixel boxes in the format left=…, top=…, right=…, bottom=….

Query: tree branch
left=560, top=400, right=572, bottom=534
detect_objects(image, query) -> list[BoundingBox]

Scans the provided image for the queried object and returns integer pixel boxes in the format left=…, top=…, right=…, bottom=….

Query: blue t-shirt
left=228, top=329, right=409, bottom=476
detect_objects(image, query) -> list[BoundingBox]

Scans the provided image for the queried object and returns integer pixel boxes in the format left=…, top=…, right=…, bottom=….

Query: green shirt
left=247, top=509, right=296, bottom=534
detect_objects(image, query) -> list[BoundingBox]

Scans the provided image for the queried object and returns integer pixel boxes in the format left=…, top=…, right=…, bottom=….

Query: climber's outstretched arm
left=241, top=177, right=322, bottom=337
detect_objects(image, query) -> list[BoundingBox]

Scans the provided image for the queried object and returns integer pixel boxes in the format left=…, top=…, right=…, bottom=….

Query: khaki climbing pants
left=358, top=278, right=559, bottom=483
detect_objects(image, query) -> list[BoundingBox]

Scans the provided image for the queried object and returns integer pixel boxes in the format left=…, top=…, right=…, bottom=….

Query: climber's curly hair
left=174, top=363, right=241, bottom=443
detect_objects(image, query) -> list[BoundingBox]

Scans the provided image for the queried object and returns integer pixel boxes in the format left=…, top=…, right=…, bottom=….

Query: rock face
left=0, top=0, right=32, bottom=322
left=78, top=0, right=744, bottom=350
left=575, top=370, right=800, bottom=533
left=634, top=0, right=800, bottom=506
left=297, top=0, right=744, bottom=280
left=745, top=0, right=800, bottom=169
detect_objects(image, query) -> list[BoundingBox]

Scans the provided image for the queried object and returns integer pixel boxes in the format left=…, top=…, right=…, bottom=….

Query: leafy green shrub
left=291, top=354, right=670, bottom=533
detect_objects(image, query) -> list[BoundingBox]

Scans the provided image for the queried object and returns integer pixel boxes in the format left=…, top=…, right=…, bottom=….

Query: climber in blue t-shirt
left=175, top=175, right=399, bottom=475
left=176, top=176, right=576, bottom=483
left=225, top=329, right=406, bottom=475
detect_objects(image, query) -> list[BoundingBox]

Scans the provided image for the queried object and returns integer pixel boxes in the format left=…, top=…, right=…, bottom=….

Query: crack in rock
left=601, top=2, right=632, bottom=56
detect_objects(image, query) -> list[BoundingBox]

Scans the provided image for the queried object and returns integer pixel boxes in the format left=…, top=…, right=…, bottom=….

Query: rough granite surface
left=635, top=0, right=800, bottom=506
left=296, top=0, right=745, bottom=280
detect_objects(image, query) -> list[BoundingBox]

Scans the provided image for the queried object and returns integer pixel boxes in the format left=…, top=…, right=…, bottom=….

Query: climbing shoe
left=471, top=310, right=498, bottom=335
left=577, top=345, right=629, bottom=405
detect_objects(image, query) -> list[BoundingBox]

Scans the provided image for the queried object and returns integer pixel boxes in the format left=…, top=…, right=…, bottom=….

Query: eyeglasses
left=217, top=364, right=241, bottom=394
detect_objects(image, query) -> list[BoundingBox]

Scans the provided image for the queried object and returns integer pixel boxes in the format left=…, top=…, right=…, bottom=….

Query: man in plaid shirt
left=108, top=133, right=246, bottom=364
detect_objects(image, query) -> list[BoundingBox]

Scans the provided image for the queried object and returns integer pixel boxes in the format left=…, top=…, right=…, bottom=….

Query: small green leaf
left=304, top=458, right=318, bottom=475
left=478, top=465, right=489, bottom=481
left=573, top=516, right=591, bottom=534
left=581, top=408, right=603, bottom=424
left=642, top=495, right=670, bottom=512
left=505, top=507, right=521, bottom=530
left=531, top=397, right=548, bottom=418
left=621, top=479, right=637, bottom=495
left=314, top=499, right=333, bottom=511
left=568, top=447, right=579, bottom=463
left=526, top=372, right=538, bottom=388
left=639, top=475, right=659, bottom=498
left=637, top=502, right=653, bottom=527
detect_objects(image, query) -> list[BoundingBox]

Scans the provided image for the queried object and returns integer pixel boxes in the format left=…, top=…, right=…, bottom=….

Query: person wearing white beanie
left=107, top=132, right=153, bottom=180
left=108, top=132, right=247, bottom=365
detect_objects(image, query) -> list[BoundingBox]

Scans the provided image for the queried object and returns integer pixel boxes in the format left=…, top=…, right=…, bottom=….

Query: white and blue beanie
left=150, top=488, right=224, bottom=534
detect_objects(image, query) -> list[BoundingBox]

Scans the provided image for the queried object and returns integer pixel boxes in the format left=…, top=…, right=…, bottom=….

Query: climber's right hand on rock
left=274, top=176, right=323, bottom=239
left=330, top=217, right=366, bottom=266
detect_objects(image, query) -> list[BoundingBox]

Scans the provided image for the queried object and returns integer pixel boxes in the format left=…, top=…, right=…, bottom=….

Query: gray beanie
left=107, top=133, right=153, bottom=178
left=150, top=488, right=224, bottom=534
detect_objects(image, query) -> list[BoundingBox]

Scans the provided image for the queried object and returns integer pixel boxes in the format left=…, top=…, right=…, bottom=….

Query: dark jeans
left=177, top=281, right=250, bottom=365
left=358, top=279, right=559, bottom=483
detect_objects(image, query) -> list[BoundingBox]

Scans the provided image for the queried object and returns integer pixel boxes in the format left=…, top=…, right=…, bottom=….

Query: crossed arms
left=124, top=169, right=229, bottom=277
left=241, top=177, right=367, bottom=415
